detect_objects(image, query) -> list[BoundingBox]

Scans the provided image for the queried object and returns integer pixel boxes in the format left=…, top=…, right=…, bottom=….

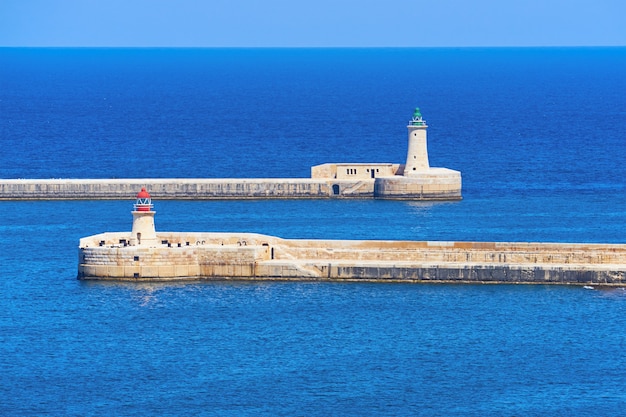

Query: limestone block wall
left=311, top=163, right=401, bottom=179
left=311, top=164, right=336, bottom=179
left=79, top=232, right=271, bottom=279
left=1, top=175, right=462, bottom=200
left=374, top=169, right=462, bottom=200
left=0, top=178, right=361, bottom=199
left=274, top=239, right=626, bottom=265
left=334, top=164, right=398, bottom=180
left=1, top=180, right=142, bottom=199
left=307, top=264, right=626, bottom=284
left=0, top=179, right=336, bottom=199
left=79, top=232, right=626, bottom=285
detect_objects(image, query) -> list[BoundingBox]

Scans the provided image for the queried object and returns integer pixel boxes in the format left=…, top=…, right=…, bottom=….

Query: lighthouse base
left=373, top=168, right=461, bottom=200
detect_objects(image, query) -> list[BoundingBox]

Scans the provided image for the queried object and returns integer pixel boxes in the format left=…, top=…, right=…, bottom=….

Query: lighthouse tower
left=404, top=107, right=430, bottom=176
left=130, top=187, right=157, bottom=246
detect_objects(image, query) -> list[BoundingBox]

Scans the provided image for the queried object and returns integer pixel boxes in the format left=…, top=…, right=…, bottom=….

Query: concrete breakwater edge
left=78, top=231, right=626, bottom=285
left=77, top=188, right=626, bottom=286
left=0, top=175, right=461, bottom=200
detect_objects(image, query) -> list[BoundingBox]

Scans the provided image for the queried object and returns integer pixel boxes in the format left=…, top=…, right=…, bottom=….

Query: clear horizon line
left=1, top=44, right=625, bottom=49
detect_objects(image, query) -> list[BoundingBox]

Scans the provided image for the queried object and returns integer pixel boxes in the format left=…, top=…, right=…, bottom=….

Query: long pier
left=78, top=231, right=626, bottom=285
left=0, top=176, right=461, bottom=200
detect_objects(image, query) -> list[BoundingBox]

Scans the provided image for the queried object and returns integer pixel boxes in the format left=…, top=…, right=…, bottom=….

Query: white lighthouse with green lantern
left=404, top=107, right=430, bottom=175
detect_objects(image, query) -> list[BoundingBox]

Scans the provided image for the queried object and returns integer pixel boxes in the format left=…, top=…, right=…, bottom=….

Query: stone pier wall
left=0, top=176, right=461, bottom=200
left=374, top=169, right=461, bottom=200
left=1, top=179, right=334, bottom=200
left=78, top=232, right=626, bottom=285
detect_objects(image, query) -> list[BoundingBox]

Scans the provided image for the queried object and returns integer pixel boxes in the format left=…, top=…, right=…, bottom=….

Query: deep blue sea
left=1, top=47, right=626, bottom=416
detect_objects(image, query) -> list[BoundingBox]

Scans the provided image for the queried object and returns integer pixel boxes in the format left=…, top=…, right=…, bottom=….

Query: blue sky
left=0, top=0, right=624, bottom=47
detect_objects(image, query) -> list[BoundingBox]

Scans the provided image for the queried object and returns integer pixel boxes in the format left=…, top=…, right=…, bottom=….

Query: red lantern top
left=136, top=187, right=151, bottom=200
left=134, top=187, right=153, bottom=211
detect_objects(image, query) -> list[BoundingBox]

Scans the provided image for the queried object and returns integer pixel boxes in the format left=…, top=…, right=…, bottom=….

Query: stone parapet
left=0, top=178, right=331, bottom=200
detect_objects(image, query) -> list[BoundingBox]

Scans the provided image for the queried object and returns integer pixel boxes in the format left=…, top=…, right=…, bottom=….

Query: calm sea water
left=1, top=47, right=626, bottom=416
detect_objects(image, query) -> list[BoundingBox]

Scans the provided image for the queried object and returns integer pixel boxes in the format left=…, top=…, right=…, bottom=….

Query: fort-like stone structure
left=78, top=189, right=626, bottom=285
left=2, top=109, right=461, bottom=201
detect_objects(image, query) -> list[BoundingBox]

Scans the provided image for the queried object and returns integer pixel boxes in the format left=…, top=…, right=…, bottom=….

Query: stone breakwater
left=4, top=109, right=463, bottom=201
left=0, top=175, right=461, bottom=200
left=78, top=232, right=626, bottom=285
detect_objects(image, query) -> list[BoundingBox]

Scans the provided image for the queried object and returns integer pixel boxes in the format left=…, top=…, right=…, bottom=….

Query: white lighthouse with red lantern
left=130, top=187, right=157, bottom=246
